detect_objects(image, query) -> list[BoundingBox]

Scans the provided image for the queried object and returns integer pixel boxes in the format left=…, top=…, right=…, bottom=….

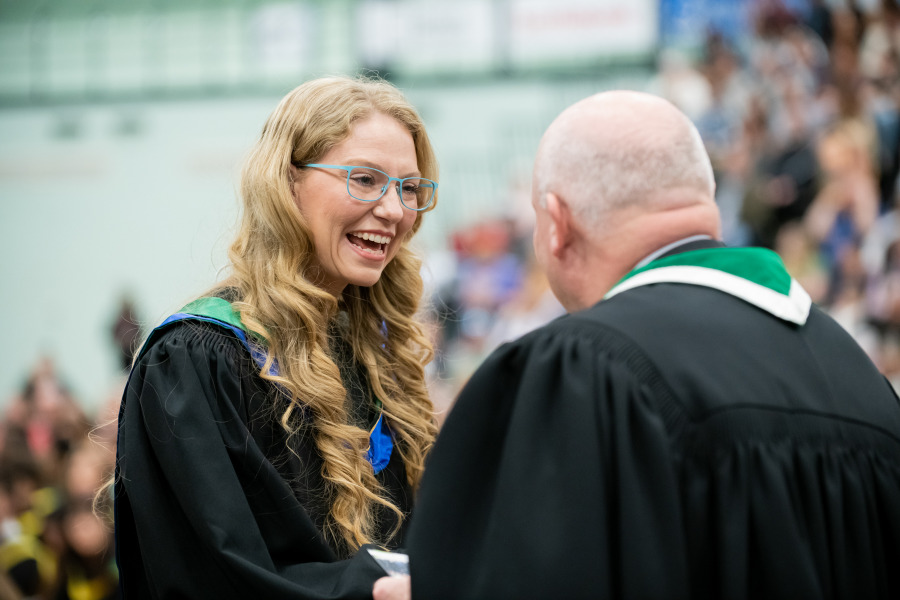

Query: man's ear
left=545, top=192, right=573, bottom=259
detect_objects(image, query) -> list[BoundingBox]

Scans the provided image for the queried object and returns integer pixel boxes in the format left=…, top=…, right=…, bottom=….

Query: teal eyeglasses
left=300, top=164, right=438, bottom=211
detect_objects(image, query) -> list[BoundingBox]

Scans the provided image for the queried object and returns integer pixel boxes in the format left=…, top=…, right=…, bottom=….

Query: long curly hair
left=211, top=75, right=438, bottom=555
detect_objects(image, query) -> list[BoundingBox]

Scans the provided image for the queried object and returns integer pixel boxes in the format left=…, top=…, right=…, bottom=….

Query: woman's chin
left=343, top=266, right=386, bottom=290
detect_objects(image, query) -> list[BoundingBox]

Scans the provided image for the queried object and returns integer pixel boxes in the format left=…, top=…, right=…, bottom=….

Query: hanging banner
left=357, top=0, right=496, bottom=75
left=509, top=0, right=658, bottom=67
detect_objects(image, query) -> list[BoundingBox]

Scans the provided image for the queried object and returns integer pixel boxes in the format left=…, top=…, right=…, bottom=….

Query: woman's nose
left=373, top=183, right=405, bottom=222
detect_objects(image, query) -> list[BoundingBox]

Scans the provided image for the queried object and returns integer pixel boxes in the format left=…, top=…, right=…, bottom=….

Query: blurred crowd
left=431, top=0, right=900, bottom=407
left=0, top=359, right=119, bottom=600
left=692, top=0, right=900, bottom=387
left=3, top=1, right=900, bottom=596
left=0, top=303, right=136, bottom=599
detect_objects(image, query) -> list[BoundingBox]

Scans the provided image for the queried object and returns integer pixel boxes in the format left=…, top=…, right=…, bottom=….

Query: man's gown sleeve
left=115, top=325, right=385, bottom=599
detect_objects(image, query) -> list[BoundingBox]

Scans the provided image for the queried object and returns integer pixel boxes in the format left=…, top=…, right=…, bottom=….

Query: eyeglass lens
left=348, top=167, right=434, bottom=209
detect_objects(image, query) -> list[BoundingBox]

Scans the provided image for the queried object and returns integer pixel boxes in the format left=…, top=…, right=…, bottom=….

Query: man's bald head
left=530, top=91, right=721, bottom=312
left=533, top=91, right=716, bottom=228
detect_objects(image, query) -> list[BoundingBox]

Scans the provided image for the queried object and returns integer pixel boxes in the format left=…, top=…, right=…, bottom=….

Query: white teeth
left=351, top=232, right=392, bottom=244
left=348, top=232, right=390, bottom=255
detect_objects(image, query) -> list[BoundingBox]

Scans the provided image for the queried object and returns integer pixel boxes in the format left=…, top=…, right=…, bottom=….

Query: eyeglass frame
left=298, top=163, right=438, bottom=212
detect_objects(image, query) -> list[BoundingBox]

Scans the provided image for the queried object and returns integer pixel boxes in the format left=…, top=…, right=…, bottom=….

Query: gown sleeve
left=406, top=322, right=690, bottom=600
left=115, top=322, right=386, bottom=599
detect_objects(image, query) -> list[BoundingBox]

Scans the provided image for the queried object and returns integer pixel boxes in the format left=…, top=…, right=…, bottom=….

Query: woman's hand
left=372, top=576, right=410, bottom=600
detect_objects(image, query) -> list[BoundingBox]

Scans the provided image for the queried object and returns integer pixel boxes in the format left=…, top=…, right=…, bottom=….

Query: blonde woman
left=114, top=76, right=439, bottom=599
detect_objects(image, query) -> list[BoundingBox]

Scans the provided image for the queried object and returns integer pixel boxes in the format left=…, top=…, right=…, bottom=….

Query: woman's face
left=291, top=112, right=420, bottom=295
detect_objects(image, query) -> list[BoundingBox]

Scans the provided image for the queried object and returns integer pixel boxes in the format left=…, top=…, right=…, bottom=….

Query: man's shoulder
left=501, top=306, right=632, bottom=351
left=507, top=293, right=666, bottom=348
left=485, top=302, right=661, bottom=381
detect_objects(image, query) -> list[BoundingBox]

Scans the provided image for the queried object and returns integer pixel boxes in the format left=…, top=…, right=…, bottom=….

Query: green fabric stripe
left=619, top=247, right=793, bottom=295
left=180, top=297, right=246, bottom=333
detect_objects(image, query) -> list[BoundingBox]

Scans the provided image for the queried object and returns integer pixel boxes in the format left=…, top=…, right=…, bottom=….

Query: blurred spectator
left=652, top=48, right=713, bottom=122
left=864, top=226, right=900, bottom=385
left=482, top=258, right=565, bottom=354
left=869, top=238, right=900, bottom=326
left=859, top=0, right=900, bottom=210
left=805, top=118, right=880, bottom=301
left=110, top=298, right=142, bottom=373
left=861, top=185, right=900, bottom=279
left=774, top=219, right=830, bottom=303
left=46, top=499, right=117, bottom=600
left=4, top=362, right=90, bottom=494
left=806, top=0, right=835, bottom=48
left=0, top=447, right=59, bottom=598
left=447, top=221, right=524, bottom=346
left=740, top=117, right=820, bottom=249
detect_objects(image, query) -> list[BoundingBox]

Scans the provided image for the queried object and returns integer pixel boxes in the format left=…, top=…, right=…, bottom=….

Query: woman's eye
left=352, top=175, right=376, bottom=187
left=402, top=183, right=419, bottom=193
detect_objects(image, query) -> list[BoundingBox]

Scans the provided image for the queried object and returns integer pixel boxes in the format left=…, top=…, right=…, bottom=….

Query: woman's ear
left=288, top=164, right=300, bottom=202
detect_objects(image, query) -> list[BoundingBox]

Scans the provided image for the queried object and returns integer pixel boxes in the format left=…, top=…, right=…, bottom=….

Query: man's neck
left=634, top=235, right=714, bottom=269
left=564, top=202, right=722, bottom=312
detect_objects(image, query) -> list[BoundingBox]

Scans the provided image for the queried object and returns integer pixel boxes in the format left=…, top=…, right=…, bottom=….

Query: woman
left=114, top=75, right=439, bottom=599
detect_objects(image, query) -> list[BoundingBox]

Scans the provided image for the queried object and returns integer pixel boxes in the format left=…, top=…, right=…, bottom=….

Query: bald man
left=379, top=91, right=900, bottom=600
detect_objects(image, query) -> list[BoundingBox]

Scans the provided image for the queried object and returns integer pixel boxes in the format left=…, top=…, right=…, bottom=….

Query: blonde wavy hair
left=211, top=75, right=438, bottom=555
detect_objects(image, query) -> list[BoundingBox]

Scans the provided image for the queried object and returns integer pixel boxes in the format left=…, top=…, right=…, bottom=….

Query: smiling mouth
left=348, top=232, right=391, bottom=256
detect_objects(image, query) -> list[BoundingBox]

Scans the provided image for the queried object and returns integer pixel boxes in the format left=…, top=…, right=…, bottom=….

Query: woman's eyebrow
left=343, top=159, right=421, bottom=178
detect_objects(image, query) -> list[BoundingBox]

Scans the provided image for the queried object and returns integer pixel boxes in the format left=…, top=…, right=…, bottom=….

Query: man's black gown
left=115, top=319, right=411, bottom=599
left=407, top=242, right=900, bottom=599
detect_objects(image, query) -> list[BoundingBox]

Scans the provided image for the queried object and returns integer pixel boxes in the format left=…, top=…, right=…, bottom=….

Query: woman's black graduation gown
left=115, top=320, right=411, bottom=599
left=407, top=244, right=900, bottom=600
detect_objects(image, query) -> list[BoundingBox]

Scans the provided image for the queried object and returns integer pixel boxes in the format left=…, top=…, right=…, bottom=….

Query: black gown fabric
left=407, top=246, right=900, bottom=600
left=115, top=320, right=412, bottom=599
